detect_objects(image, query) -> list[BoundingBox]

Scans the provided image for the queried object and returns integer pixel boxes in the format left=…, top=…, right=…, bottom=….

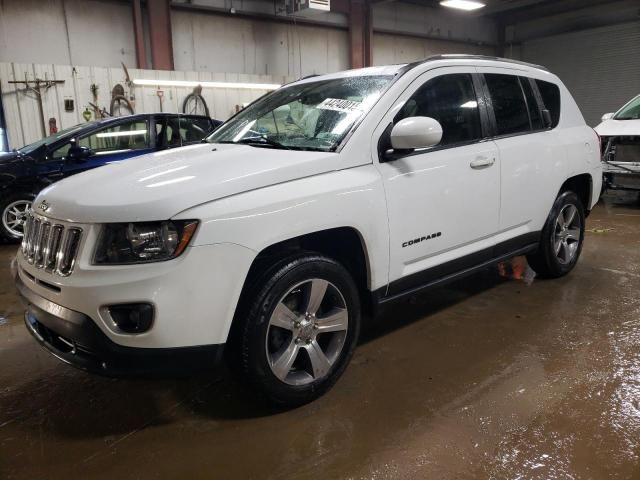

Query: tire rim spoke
left=316, top=308, right=348, bottom=333
left=306, top=279, right=328, bottom=315
left=270, top=303, right=298, bottom=331
left=271, top=339, right=300, bottom=381
left=306, top=340, right=332, bottom=379
left=565, top=228, right=580, bottom=242
left=554, top=237, right=563, bottom=255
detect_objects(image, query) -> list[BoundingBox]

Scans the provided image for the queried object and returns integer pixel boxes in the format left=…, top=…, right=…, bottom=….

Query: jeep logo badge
left=38, top=200, right=50, bottom=212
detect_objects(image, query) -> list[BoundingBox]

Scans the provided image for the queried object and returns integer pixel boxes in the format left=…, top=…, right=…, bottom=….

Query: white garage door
left=521, top=21, right=640, bottom=126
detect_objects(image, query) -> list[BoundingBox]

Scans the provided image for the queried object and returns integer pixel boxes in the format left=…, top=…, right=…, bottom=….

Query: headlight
left=94, top=220, right=198, bottom=264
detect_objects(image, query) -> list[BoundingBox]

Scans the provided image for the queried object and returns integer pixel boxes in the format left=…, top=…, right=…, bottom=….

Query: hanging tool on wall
left=8, top=73, right=65, bottom=138
left=157, top=89, right=164, bottom=112
left=121, top=62, right=135, bottom=104
left=48, top=118, right=58, bottom=135
left=109, top=84, right=134, bottom=116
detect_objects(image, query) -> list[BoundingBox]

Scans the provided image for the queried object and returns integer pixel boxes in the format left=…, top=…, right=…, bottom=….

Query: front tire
left=0, top=192, right=35, bottom=242
left=527, top=190, right=585, bottom=278
left=237, top=254, right=361, bottom=407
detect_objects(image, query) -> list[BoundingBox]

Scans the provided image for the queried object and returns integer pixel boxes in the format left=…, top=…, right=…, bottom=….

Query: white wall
left=171, top=10, right=350, bottom=77
left=0, top=0, right=137, bottom=67
left=0, top=61, right=293, bottom=149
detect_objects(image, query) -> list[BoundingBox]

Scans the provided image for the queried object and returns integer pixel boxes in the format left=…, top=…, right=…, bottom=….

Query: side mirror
left=601, top=112, right=614, bottom=122
left=390, top=117, right=443, bottom=151
left=541, top=109, right=553, bottom=128
left=67, top=145, right=92, bottom=161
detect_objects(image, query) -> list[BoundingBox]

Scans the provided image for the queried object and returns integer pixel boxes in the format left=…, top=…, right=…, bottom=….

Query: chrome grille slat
left=20, top=213, right=82, bottom=276
left=35, top=222, right=51, bottom=268
left=45, top=225, right=64, bottom=272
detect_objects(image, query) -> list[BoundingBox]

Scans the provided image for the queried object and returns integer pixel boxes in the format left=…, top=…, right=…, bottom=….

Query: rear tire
left=235, top=253, right=360, bottom=408
left=527, top=190, right=585, bottom=278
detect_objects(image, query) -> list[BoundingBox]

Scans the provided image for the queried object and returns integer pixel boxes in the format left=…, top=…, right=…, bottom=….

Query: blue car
left=0, top=113, right=221, bottom=240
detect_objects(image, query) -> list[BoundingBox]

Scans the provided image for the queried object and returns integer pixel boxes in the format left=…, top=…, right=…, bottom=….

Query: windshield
left=207, top=76, right=392, bottom=151
left=17, top=123, right=95, bottom=153
left=614, top=95, right=640, bottom=120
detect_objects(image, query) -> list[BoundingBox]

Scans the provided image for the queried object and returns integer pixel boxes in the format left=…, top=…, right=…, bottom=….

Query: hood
left=595, top=119, right=640, bottom=136
left=36, top=143, right=341, bottom=223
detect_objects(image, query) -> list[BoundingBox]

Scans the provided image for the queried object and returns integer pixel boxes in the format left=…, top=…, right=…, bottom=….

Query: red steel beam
left=148, top=0, right=174, bottom=70
left=349, top=0, right=372, bottom=69
left=132, top=0, right=147, bottom=69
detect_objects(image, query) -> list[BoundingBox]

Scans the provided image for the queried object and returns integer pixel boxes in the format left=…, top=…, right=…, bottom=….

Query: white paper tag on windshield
left=317, top=98, right=362, bottom=113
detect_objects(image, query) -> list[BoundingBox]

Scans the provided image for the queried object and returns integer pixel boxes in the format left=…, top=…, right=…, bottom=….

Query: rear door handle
left=470, top=157, right=495, bottom=169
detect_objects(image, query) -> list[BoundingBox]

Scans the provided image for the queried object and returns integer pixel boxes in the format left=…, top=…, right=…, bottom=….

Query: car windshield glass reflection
left=615, top=95, right=640, bottom=120
left=207, top=76, right=392, bottom=152
left=17, top=123, right=96, bottom=153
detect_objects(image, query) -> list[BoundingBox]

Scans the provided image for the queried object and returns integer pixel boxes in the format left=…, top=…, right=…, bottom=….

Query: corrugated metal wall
left=373, top=33, right=496, bottom=66
left=171, top=10, right=350, bottom=77
left=520, top=21, right=640, bottom=126
left=0, top=62, right=293, bottom=150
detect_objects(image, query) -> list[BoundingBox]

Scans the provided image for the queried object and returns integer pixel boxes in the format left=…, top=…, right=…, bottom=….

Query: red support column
left=349, top=0, right=373, bottom=69
left=132, top=0, right=147, bottom=69
left=148, top=0, right=174, bottom=70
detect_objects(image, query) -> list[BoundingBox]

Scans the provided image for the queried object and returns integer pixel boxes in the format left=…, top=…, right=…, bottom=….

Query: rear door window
left=535, top=80, right=561, bottom=128
left=79, top=120, right=149, bottom=154
left=485, top=74, right=530, bottom=136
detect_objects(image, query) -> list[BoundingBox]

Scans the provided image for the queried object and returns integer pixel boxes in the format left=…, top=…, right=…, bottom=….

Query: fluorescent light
left=132, top=79, right=281, bottom=90
left=440, top=0, right=485, bottom=11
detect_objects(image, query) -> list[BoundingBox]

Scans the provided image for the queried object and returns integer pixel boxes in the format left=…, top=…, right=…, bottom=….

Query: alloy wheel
left=554, top=203, right=581, bottom=265
left=2, top=200, right=32, bottom=238
left=266, top=278, right=349, bottom=386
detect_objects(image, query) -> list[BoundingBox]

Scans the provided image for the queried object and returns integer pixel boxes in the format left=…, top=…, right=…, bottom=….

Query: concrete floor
left=1, top=193, right=639, bottom=480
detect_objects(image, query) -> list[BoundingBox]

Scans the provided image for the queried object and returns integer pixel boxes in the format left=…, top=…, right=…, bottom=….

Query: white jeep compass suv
left=15, top=56, right=602, bottom=406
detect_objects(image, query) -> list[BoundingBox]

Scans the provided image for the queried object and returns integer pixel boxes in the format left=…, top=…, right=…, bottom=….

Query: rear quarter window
left=535, top=80, right=561, bottom=128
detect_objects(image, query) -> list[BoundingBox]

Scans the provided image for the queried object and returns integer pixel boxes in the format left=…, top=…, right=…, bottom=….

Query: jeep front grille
left=21, top=214, right=82, bottom=276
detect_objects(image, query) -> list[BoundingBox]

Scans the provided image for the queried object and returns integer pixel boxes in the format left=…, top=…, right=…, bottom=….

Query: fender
left=174, top=165, right=390, bottom=291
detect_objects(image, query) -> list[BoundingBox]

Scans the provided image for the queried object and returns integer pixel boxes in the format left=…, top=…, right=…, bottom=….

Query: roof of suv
left=291, top=55, right=549, bottom=86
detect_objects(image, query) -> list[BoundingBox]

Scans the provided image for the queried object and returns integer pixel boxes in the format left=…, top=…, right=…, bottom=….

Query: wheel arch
left=248, top=226, right=371, bottom=294
left=230, top=226, right=374, bottom=336
left=559, top=173, right=593, bottom=214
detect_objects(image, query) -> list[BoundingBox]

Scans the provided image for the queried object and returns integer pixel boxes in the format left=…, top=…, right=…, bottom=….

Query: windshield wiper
left=218, top=136, right=292, bottom=150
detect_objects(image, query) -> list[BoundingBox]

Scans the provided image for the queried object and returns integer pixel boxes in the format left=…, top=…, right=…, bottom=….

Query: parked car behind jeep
left=596, top=94, right=640, bottom=192
left=0, top=113, right=221, bottom=241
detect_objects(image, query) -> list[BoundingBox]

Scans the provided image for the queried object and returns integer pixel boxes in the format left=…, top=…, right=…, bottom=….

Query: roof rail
left=416, top=54, right=549, bottom=72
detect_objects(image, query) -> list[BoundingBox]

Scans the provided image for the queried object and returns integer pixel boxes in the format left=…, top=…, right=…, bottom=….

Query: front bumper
left=17, top=273, right=224, bottom=377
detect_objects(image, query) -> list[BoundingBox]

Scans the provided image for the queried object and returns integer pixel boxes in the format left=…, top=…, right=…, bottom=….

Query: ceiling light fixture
left=440, top=0, right=486, bottom=11
left=131, top=79, right=281, bottom=90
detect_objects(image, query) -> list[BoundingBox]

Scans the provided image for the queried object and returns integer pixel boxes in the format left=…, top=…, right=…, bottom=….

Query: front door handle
left=470, top=157, right=495, bottom=169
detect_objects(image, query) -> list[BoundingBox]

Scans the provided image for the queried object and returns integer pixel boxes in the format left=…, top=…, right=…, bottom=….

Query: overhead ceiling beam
left=472, top=0, right=552, bottom=17
left=495, top=0, right=623, bottom=24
